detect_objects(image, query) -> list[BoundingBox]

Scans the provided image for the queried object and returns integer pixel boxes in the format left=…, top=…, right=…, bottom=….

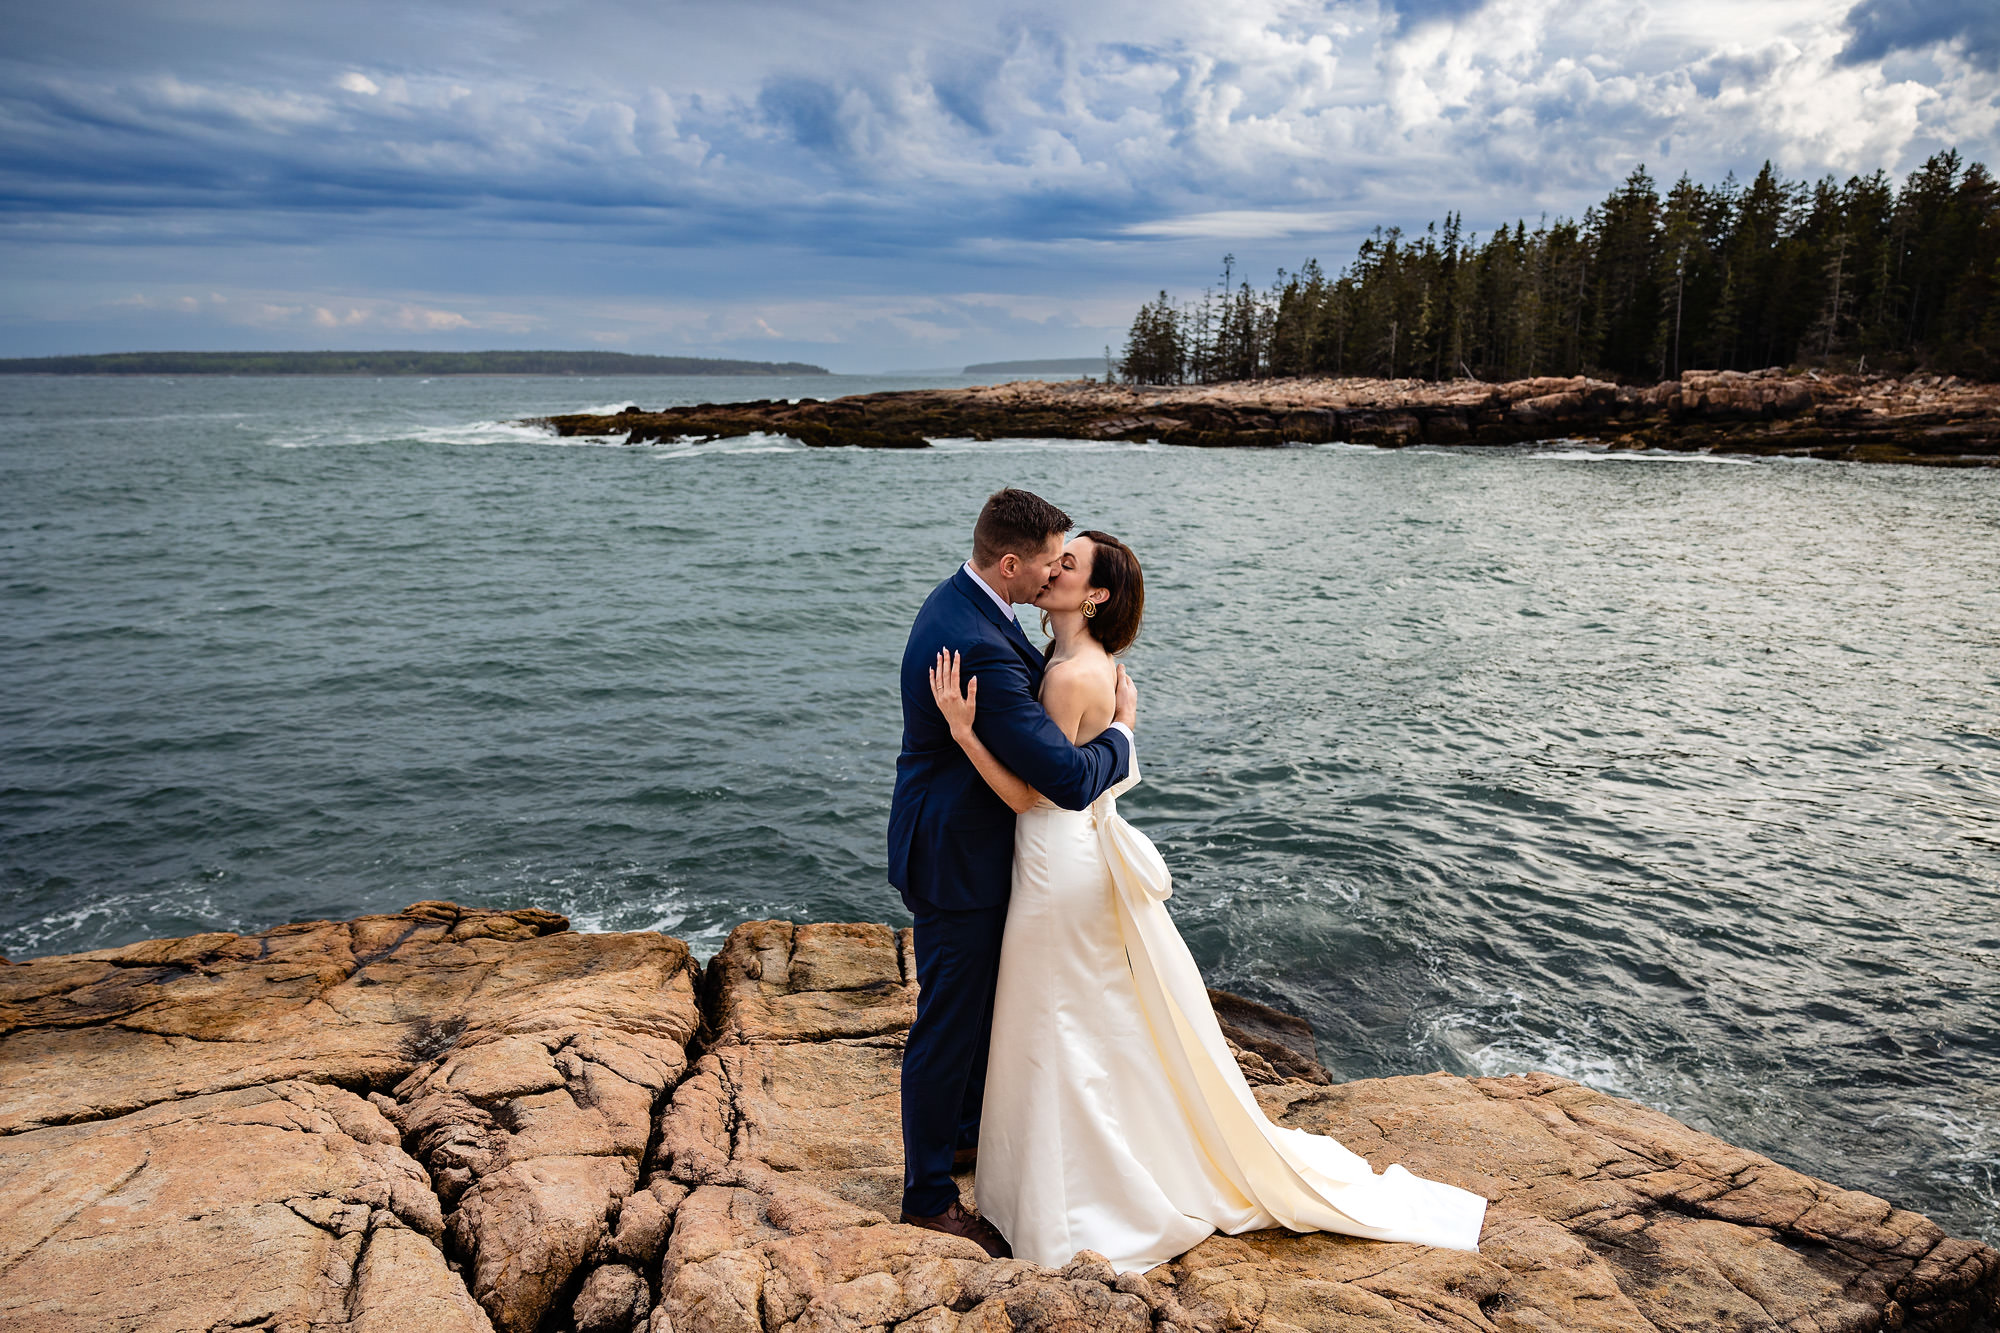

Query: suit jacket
left=888, top=567, right=1131, bottom=912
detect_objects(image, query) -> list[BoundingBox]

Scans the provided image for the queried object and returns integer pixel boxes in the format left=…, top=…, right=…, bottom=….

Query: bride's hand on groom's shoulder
left=1115, top=663, right=1138, bottom=732
left=930, top=649, right=978, bottom=738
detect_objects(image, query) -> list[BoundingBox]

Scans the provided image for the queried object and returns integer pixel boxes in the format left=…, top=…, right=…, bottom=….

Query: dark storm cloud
left=1388, top=0, right=1492, bottom=32
left=1842, top=0, right=2000, bottom=72
left=758, top=78, right=851, bottom=155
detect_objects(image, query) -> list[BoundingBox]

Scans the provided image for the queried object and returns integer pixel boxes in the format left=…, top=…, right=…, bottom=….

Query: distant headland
left=962, top=357, right=1107, bottom=376
left=533, top=368, right=2000, bottom=466
left=0, top=350, right=831, bottom=376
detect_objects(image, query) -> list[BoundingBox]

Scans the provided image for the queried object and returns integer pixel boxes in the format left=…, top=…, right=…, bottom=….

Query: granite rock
left=0, top=1078, right=490, bottom=1333
left=0, top=902, right=700, bottom=1333
left=573, top=1262, right=650, bottom=1333
left=3, top=910, right=1993, bottom=1333
left=531, top=370, right=2000, bottom=466
left=621, top=919, right=1998, bottom=1333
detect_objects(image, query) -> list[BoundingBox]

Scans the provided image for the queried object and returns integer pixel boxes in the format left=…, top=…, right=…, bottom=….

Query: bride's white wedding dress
left=975, top=760, right=1488, bottom=1273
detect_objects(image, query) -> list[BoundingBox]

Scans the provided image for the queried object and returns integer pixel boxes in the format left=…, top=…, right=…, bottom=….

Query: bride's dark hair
left=1076, top=530, right=1143, bottom=655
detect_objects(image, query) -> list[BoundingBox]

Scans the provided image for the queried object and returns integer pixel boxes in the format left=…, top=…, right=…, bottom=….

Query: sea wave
left=266, top=419, right=612, bottom=449
left=10, top=370, right=1998, bottom=1247
left=265, top=419, right=830, bottom=452
left=411, top=420, right=586, bottom=447
left=646, top=431, right=804, bottom=459
left=1526, top=447, right=1760, bottom=464
left=928, top=436, right=1165, bottom=452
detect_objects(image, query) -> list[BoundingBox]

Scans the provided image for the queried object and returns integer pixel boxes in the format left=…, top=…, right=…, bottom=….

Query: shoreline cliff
left=2, top=902, right=1994, bottom=1333
left=531, top=370, right=2000, bottom=467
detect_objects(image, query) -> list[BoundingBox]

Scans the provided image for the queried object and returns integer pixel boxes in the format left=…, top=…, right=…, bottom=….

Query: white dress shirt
left=962, top=561, right=1017, bottom=622
left=961, top=561, right=1135, bottom=751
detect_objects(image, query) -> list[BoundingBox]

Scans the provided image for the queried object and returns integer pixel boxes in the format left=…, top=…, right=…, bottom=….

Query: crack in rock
left=641, top=921, right=1998, bottom=1333
left=4, top=908, right=1993, bottom=1333
left=0, top=902, right=695, bottom=1333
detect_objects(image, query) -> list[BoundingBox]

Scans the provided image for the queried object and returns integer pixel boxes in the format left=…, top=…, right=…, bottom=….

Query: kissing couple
left=886, top=487, right=1488, bottom=1272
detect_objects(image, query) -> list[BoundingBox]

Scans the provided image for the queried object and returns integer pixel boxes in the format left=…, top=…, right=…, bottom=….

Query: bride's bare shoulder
left=1042, top=651, right=1117, bottom=703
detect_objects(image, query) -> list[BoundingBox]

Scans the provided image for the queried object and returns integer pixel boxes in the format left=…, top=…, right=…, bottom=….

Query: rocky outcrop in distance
left=2, top=905, right=1994, bottom=1333
left=531, top=370, right=2000, bottom=466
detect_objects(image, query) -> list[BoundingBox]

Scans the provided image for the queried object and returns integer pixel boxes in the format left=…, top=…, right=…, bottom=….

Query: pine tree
left=1116, top=152, right=1997, bottom=384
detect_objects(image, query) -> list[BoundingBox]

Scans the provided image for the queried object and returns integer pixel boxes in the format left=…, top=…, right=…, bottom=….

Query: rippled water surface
left=3, top=373, right=1996, bottom=1243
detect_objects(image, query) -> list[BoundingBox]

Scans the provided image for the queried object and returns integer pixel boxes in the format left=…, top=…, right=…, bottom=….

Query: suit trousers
left=900, top=899, right=1009, bottom=1217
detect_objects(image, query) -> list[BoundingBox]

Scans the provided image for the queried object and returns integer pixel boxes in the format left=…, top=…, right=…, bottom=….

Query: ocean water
left=2, top=373, right=1995, bottom=1245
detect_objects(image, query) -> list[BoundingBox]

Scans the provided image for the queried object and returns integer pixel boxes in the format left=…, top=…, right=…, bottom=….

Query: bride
left=926, top=529, right=1487, bottom=1273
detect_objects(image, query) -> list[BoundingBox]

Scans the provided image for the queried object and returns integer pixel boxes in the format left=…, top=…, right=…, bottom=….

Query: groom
left=888, top=487, right=1137, bottom=1257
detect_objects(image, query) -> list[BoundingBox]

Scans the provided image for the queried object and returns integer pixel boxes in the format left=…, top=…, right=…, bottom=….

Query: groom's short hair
left=973, top=488, right=1071, bottom=566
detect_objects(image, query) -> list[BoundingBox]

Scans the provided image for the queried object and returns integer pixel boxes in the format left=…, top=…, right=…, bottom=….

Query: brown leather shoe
left=900, top=1200, right=1012, bottom=1259
left=952, top=1146, right=978, bottom=1170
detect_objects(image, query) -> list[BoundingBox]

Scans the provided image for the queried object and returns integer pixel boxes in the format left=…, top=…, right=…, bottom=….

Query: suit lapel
left=1004, top=614, right=1046, bottom=684
left=951, top=568, right=1046, bottom=683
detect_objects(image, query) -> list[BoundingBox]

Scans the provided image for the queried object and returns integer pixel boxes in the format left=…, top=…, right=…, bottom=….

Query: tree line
left=1118, top=150, right=1999, bottom=385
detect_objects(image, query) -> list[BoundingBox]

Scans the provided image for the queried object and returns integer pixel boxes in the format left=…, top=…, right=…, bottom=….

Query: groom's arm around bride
left=886, top=487, right=1135, bottom=1252
left=888, top=488, right=1135, bottom=914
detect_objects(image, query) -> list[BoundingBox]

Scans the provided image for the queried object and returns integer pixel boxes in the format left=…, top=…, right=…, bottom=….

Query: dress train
left=975, top=763, right=1487, bottom=1272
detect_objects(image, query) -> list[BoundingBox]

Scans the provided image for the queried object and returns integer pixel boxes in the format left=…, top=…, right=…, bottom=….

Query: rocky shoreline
left=531, top=370, right=2000, bottom=467
left=2, top=902, right=1994, bottom=1333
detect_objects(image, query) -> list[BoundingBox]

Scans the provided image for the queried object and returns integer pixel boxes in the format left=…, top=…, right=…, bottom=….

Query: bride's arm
left=929, top=650, right=1042, bottom=815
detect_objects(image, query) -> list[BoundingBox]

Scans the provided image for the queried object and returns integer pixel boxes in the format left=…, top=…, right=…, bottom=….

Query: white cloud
left=1122, top=209, right=1365, bottom=239
left=72, top=288, right=531, bottom=338
left=2, top=0, right=1996, bottom=364
left=12, top=0, right=1994, bottom=239
left=390, top=304, right=473, bottom=331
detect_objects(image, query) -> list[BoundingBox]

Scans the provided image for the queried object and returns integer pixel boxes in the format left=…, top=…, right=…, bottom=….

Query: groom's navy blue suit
left=889, top=566, right=1130, bottom=1217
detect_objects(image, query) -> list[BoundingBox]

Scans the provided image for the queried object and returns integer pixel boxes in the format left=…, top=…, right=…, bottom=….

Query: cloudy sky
left=2, top=0, right=1995, bottom=370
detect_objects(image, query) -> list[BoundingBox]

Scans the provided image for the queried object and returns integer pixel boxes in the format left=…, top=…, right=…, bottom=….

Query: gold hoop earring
left=1082, top=600, right=1097, bottom=619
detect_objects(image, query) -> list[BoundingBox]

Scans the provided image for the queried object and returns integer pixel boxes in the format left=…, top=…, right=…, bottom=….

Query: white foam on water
left=4, top=888, right=237, bottom=956
left=409, top=420, right=579, bottom=447
left=1420, top=982, right=1692, bottom=1114
left=704, top=433, right=805, bottom=454
left=636, top=431, right=806, bottom=459
left=562, top=904, right=690, bottom=935
left=928, top=436, right=1165, bottom=452
left=1465, top=1034, right=1636, bottom=1089
left=268, top=419, right=614, bottom=449
left=268, top=430, right=386, bottom=449
left=1527, top=447, right=1759, bottom=464
left=1883, top=1100, right=2000, bottom=1207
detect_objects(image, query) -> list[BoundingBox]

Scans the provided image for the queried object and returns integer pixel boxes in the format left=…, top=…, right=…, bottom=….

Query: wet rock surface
left=532, top=370, right=2000, bottom=466
left=2, top=909, right=1993, bottom=1332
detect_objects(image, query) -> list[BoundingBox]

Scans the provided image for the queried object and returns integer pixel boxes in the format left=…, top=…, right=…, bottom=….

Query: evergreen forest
left=1118, top=151, right=1999, bottom=385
